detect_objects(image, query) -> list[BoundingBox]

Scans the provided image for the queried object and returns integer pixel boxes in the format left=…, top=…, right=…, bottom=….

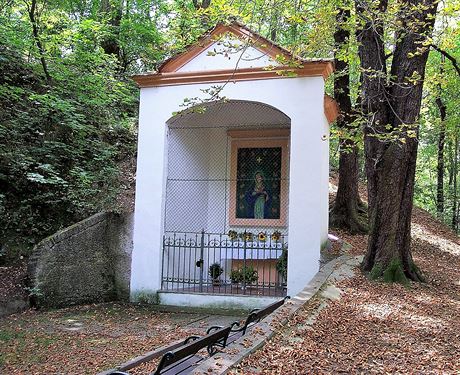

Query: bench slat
left=154, top=326, right=231, bottom=375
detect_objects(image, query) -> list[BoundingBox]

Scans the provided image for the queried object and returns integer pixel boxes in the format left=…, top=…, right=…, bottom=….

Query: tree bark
left=329, top=3, right=368, bottom=234
left=357, top=0, right=438, bottom=281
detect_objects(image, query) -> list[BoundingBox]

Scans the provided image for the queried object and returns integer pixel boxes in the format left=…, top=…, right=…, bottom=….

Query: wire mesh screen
left=162, top=101, right=290, bottom=296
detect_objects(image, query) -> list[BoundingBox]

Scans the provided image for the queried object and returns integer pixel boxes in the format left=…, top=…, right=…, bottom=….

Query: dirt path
left=230, top=208, right=460, bottom=374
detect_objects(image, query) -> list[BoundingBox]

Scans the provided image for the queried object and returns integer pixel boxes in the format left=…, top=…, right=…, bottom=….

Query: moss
left=382, top=259, right=409, bottom=286
left=131, top=291, right=159, bottom=305
left=369, top=259, right=410, bottom=286
left=369, top=263, right=383, bottom=280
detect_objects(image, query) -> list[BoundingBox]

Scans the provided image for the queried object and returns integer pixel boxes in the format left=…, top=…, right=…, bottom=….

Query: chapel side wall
left=320, top=116, right=330, bottom=246
left=130, top=87, right=168, bottom=299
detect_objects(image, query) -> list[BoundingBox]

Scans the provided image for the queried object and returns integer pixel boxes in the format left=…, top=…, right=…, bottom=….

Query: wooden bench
left=103, top=326, right=232, bottom=375
left=102, top=297, right=289, bottom=375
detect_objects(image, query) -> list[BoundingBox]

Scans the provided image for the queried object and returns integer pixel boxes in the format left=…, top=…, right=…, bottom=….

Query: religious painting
left=235, top=147, right=281, bottom=220
left=229, top=134, right=288, bottom=227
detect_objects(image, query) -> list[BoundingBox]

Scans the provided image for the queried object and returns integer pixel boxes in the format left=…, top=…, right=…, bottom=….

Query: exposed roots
left=329, top=200, right=369, bottom=234
left=366, top=258, right=425, bottom=285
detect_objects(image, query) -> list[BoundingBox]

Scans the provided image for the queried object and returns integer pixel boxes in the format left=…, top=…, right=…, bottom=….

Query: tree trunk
left=436, top=96, right=446, bottom=216
left=436, top=57, right=447, bottom=216
left=357, top=0, right=438, bottom=282
left=27, top=0, right=51, bottom=82
left=452, top=134, right=459, bottom=231
left=329, top=3, right=368, bottom=234
left=99, top=0, right=122, bottom=62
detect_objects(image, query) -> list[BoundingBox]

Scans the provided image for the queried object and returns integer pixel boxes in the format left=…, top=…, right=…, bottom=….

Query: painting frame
left=229, top=133, right=289, bottom=227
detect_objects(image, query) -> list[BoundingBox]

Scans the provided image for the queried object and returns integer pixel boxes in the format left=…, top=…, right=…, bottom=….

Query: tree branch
left=431, top=44, right=460, bottom=77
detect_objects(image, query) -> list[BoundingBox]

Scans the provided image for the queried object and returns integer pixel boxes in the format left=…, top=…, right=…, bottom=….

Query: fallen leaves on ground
left=231, top=206, right=460, bottom=374
left=0, top=303, right=203, bottom=374
left=0, top=262, right=27, bottom=302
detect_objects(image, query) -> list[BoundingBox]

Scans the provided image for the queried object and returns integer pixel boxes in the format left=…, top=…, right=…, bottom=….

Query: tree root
left=367, top=258, right=425, bottom=284
left=329, top=200, right=369, bottom=234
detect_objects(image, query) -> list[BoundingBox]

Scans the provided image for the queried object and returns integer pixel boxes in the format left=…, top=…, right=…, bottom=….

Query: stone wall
left=28, top=212, right=133, bottom=308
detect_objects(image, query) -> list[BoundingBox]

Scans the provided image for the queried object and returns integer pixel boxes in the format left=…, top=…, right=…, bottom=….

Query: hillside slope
left=232, top=181, right=460, bottom=374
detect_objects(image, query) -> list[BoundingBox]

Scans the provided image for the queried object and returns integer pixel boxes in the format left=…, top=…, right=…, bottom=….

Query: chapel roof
left=132, top=20, right=334, bottom=88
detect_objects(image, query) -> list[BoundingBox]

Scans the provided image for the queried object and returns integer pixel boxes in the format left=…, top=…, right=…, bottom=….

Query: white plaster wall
left=131, top=76, right=328, bottom=300
left=177, top=37, right=278, bottom=72
left=159, top=291, right=280, bottom=310
left=130, top=89, right=168, bottom=295
left=320, top=117, right=330, bottom=245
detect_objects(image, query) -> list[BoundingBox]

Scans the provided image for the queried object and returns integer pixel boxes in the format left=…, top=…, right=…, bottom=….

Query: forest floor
left=1, top=177, right=459, bottom=374
left=230, top=184, right=460, bottom=373
left=0, top=303, right=242, bottom=374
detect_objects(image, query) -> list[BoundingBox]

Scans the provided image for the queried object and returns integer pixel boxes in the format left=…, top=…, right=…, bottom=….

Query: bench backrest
left=154, top=325, right=231, bottom=375
left=239, top=296, right=290, bottom=334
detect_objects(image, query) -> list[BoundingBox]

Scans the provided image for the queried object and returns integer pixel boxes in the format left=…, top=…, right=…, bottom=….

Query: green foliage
left=0, top=41, right=137, bottom=257
left=0, top=0, right=458, bottom=267
left=276, top=246, right=288, bottom=281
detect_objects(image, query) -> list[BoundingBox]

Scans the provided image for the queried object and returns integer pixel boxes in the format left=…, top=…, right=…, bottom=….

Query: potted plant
left=209, top=262, right=223, bottom=286
left=240, top=265, right=259, bottom=285
left=230, top=266, right=258, bottom=289
left=230, top=269, right=242, bottom=285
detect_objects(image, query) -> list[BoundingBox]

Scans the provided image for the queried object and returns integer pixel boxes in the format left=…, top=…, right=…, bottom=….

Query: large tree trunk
left=329, top=3, right=368, bottom=234
left=357, top=0, right=438, bottom=282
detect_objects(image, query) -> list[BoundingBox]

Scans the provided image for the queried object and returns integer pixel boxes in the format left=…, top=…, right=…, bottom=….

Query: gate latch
left=195, top=259, right=204, bottom=268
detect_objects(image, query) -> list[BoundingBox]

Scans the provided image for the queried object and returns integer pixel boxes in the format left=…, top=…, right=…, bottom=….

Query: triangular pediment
left=159, top=22, right=297, bottom=73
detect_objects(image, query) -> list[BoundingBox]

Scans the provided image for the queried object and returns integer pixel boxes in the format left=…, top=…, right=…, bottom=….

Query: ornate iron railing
left=161, top=231, right=287, bottom=297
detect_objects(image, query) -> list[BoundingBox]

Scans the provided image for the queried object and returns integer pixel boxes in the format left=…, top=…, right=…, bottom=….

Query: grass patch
left=0, top=329, right=25, bottom=343
left=34, top=336, right=57, bottom=347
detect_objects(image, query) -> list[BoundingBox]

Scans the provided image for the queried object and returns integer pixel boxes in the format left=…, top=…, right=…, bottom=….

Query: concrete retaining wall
left=28, top=212, right=133, bottom=308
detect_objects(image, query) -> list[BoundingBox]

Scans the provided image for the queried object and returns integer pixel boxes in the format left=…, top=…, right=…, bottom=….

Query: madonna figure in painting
left=245, top=172, right=271, bottom=219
